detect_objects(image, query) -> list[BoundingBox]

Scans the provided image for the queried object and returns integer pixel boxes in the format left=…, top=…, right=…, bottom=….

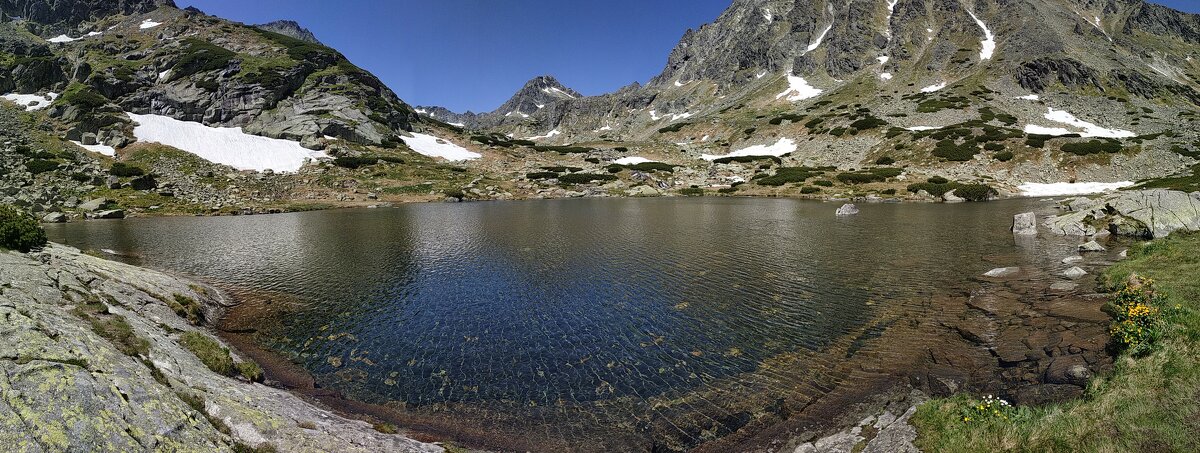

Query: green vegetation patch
left=756, top=167, right=829, bottom=186
left=168, top=294, right=205, bottom=326
left=1136, top=164, right=1200, bottom=192
left=657, top=122, right=690, bottom=134
left=1061, top=140, right=1123, bottom=156
left=172, top=38, right=237, bottom=79
left=835, top=167, right=903, bottom=184
left=26, top=159, right=61, bottom=174
left=0, top=205, right=48, bottom=252
left=532, top=145, right=593, bottom=154
left=59, top=82, right=111, bottom=111
left=913, top=232, right=1200, bottom=452
left=712, top=155, right=783, bottom=165
left=110, top=163, right=146, bottom=177
left=558, top=173, right=617, bottom=185
left=333, top=155, right=405, bottom=169
left=678, top=188, right=706, bottom=196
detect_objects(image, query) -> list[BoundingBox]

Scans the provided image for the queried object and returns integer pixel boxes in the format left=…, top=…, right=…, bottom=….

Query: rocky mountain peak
left=256, top=19, right=321, bottom=44
left=496, top=75, right=581, bottom=117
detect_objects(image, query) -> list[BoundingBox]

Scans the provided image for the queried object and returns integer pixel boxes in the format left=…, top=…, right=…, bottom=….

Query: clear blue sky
left=175, top=0, right=731, bottom=113
left=176, top=0, right=1199, bottom=114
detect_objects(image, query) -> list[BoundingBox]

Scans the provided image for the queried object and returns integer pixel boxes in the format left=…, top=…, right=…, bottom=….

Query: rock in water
left=984, top=267, right=1020, bottom=278
left=1062, top=267, right=1089, bottom=279
left=1078, top=241, right=1107, bottom=252
left=41, top=212, right=67, bottom=223
left=1013, top=212, right=1038, bottom=235
left=942, top=190, right=965, bottom=203
left=93, top=209, right=126, bottom=219
left=836, top=204, right=859, bottom=216
left=1062, top=255, right=1084, bottom=264
left=626, top=185, right=661, bottom=197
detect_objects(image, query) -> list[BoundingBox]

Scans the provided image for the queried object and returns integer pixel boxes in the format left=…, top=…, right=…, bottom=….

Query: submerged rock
left=836, top=203, right=859, bottom=216
left=984, top=267, right=1020, bottom=278
left=1078, top=241, right=1107, bottom=252
left=1062, top=267, right=1089, bottom=279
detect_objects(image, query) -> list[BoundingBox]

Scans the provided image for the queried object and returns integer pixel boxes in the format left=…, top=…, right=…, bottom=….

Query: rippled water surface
left=46, top=198, right=1079, bottom=451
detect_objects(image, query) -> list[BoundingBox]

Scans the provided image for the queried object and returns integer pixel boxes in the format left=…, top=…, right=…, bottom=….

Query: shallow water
left=46, top=197, right=1092, bottom=451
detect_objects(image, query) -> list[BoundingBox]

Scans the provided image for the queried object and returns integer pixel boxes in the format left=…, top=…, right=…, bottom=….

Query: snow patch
left=2, top=92, right=58, bottom=110
left=1018, top=181, right=1134, bottom=197
left=806, top=21, right=834, bottom=53
left=158, top=69, right=172, bottom=80
left=670, top=112, right=694, bottom=121
left=127, top=113, right=328, bottom=172
left=776, top=75, right=823, bottom=101
left=877, top=56, right=890, bottom=65
left=87, top=31, right=102, bottom=37
left=649, top=110, right=661, bottom=121
left=904, top=126, right=942, bottom=131
left=528, top=129, right=561, bottom=140
left=448, top=122, right=465, bottom=127
left=674, top=80, right=685, bottom=87
left=880, top=72, right=893, bottom=80
left=1024, top=108, right=1135, bottom=138
left=614, top=157, right=652, bottom=165
left=47, top=34, right=79, bottom=43
left=920, top=82, right=946, bottom=93
left=965, top=10, right=996, bottom=61
left=764, top=8, right=773, bottom=23
left=701, top=138, right=797, bottom=161
left=598, top=125, right=613, bottom=131
left=71, top=140, right=115, bottom=157
left=756, top=70, right=768, bottom=79
left=140, top=20, right=162, bottom=29
left=1017, top=94, right=1040, bottom=101
left=401, top=132, right=480, bottom=161
left=542, top=87, right=575, bottom=98
left=415, top=108, right=428, bottom=114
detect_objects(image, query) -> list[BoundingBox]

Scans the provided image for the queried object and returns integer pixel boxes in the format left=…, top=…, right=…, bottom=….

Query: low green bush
left=1061, top=140, right=1123, bottom=156
left=875, top=156, right=896, bottom=165
left=953, top=184, right=997, bottom=202
left=713, top=155, right=783, bottom=165
left=172, top=38, right=237, bottom=79
left=757, top=167, right=826, bottom=186
left=679, top=188, right=705, bottom=196
left=525, top=172, right=559, bottom=180
left=994, top=151, right=1014, bottom=162
left=168, top=294, right=205, bottom=326
left=813, top=180, right=834, bottom=187
left=532, top=145, right=592, bottom=154
left=626, top=162, right=676, bottom=172
left=928, top=176, right=950, bottom=185
left=932, top=141, right=980, bottom=161
left=541, top=166, right=583, bottom=173
left=657, top=123, right=690, bottom=133
left=836, top=167, right=902, bottom=184
left=0, top=206, right=48, bottom=252
left=333, top=156, right=405, bottom=169
left=800, top=186, right=821, bottom=194
left=26, top=159, right=60, bottom=174
left=558, top=173, right=617, bottom=185
left=110, top=162, right=146, bottom=177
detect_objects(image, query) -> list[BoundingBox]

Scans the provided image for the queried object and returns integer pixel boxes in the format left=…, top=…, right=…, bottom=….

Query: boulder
left=81, top=132, right=98, bottom=146
left=836, top=203, right=859, bottom=216
left=942, top=190, right=965, bottom=203
left=1062, top=267, right=1088, bottom=279
left=1078, top=241, right=1106, bottom=252
left=77, top=198, right=110, bottom=212
left=1012, top=212, right=1037, bottom=235
left=94, top=209, right=125, bottom=219
left=41, top=212, right=68, bottom=223
left=1061, top=255, right=1084, bottom=264
left=1045, top=355, right=1091, bottom=386
left=1050, top=282, right=1078, bottom=292
left=626, top=185, right=661, bottom=197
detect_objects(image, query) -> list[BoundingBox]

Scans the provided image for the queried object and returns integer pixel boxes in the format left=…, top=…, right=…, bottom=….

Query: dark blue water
left=45, top=197, right=1078, bottom=450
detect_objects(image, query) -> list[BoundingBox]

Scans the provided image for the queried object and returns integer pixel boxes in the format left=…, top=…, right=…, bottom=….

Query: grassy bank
left=911, top=232, right=1200, bottom=452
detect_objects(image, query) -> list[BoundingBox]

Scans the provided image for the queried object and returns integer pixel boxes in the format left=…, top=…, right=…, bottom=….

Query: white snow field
left=2, top=92, right=58, bottom=110
left=966, top=10, right=996, bottom=60
left=921, top=82, right=947, bottom=93
left=47, top=34, right=79, bottom=43
left=613, top=157, right=652, bottom=165
left=701, top=138, right=797, bottom=161
left=71, top=140, right=115, bottom=157
left=1018, top=181, right=1134, bottom=197
left=777, top=75, right=823, bottom=101
left=400, top=132, right=481, bottom=161
left=140, top=20, right=162, bottom=29
left=528, top=129, right=562, bottom=140
left=669, top=112, right=694, bottom=121
left=905, top=126, right=943, bottom=131
left=127, top=113, right=328, bottom=172
left=1023, top=108, right=1135, bottom=138
left=1017, top=94, right=1040, bottom=101
left=805, top=6, right=835, bottom=53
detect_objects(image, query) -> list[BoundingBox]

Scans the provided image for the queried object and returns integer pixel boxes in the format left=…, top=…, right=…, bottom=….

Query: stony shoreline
left=0, top=245, right=443, bottom=452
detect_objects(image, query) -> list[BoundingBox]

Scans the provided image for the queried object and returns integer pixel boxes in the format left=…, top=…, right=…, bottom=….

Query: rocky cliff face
left=0, top=245, right=443, bottom=452
left=256, top=20, right=321, bottom=45
left=0, top=0, right=173, bottom=33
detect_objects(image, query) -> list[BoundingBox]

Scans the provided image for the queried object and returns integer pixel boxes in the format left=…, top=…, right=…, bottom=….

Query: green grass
left=1136, top=164, right=1200, bottom=192
left=836, top=167, right=903, bottom=185
left=913, top=232, right=1200, bottom=452
left=678, top=188, right=706, bottom=196
left=180, top=332, right=235, bottom=376
left=172, top=38, right=237, bottom=79
left=168, top=294, right=205, bottom=326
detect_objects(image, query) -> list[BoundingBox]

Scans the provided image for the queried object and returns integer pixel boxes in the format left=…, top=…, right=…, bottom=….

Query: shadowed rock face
left=0, top=0, right=174, bottom=33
